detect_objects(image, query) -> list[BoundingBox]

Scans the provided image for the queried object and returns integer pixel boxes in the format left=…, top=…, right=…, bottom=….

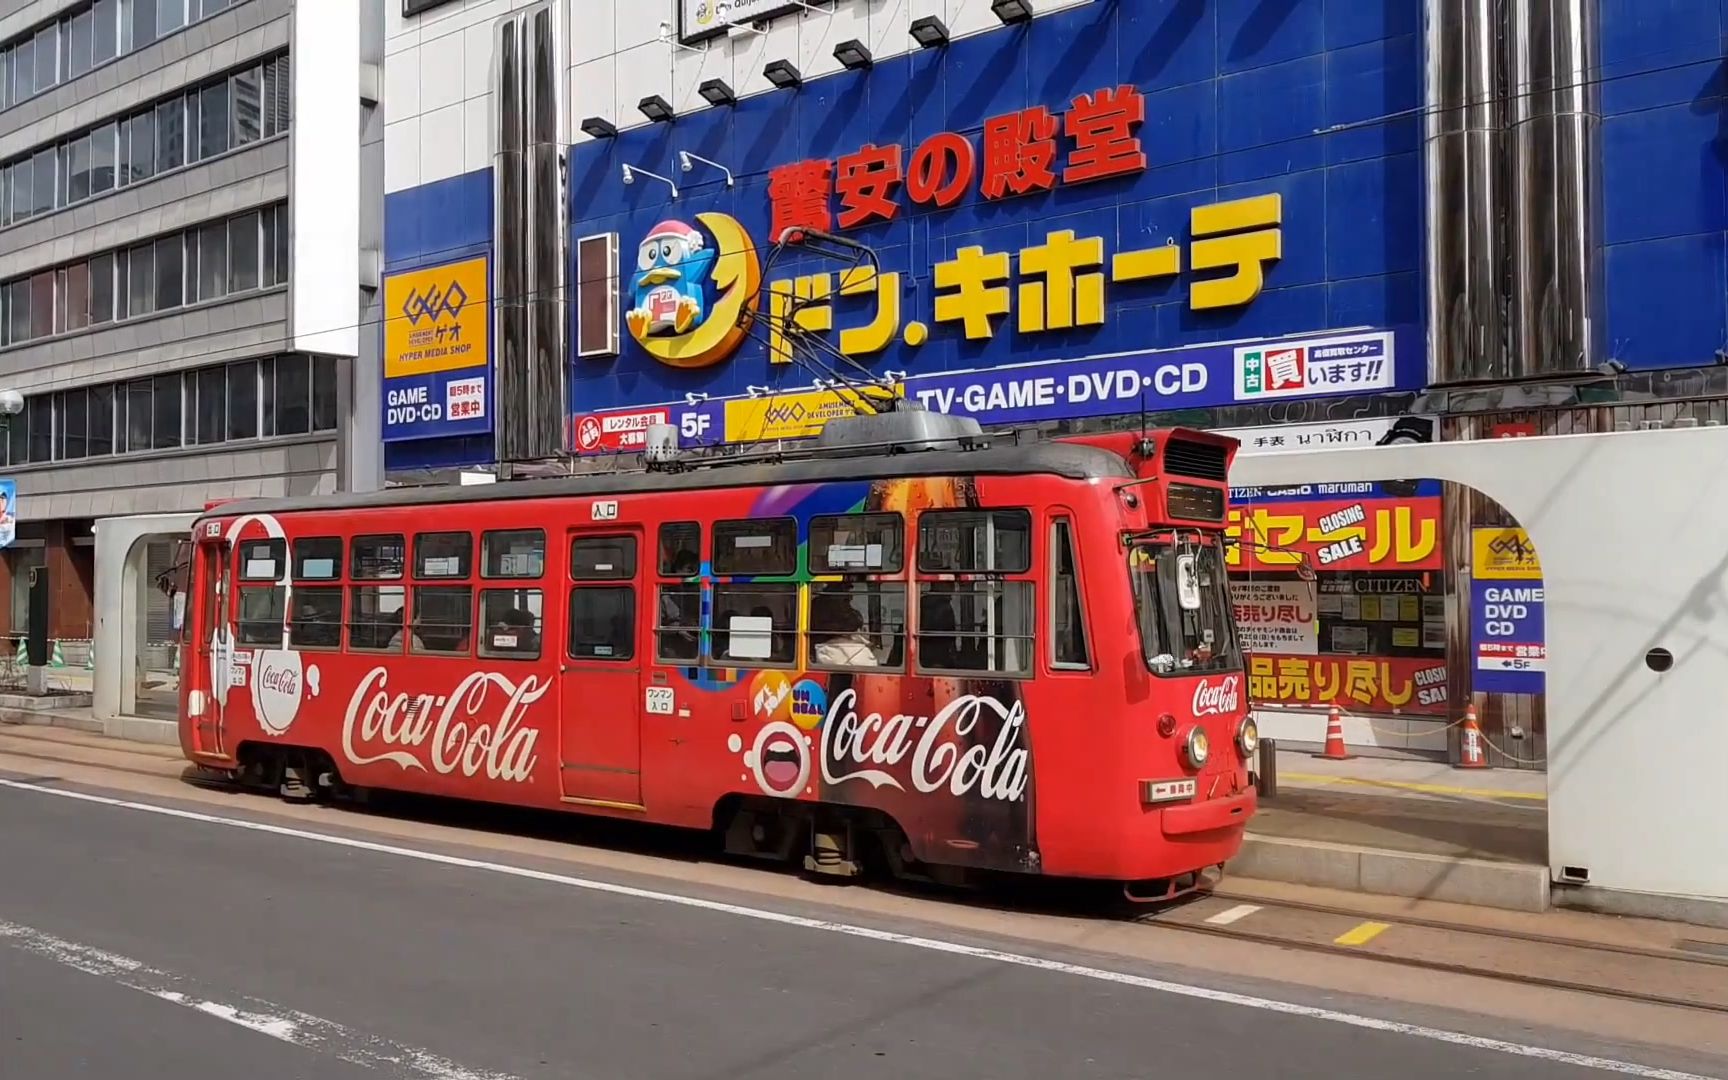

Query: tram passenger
left=813, top=591, right=877, bottom=667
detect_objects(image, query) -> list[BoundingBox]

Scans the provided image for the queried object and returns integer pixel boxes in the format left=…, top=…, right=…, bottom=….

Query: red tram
left=176, top=411, right=1257, bottom=895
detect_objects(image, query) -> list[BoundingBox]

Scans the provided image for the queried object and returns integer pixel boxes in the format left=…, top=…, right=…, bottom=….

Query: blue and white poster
left=1470, top=527, right=1546, bottom=694
left=0, top=478, right=15, bottom=549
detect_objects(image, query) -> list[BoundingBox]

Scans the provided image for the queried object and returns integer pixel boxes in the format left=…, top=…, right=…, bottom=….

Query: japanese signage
left=678, top=0, right=805, bottom=43
left=382, top=255, right=491, bottom=442
left=1471, top=528, right=1546, bottom=694
left=1228, top=481, right=1444, bottom=572
left=571, top=328, right=1407, bottom=454
left=769, top=85, right=1150, bottom=238
left=1248, top=654, right=1450, bottom=717
left=1231, top=579, right=1318, bottom=655
left=724, top=385, right=899, bottom=443
left=1215, top=417, right=1401, bottom=455
left=0, top=478, right=14, bottom=549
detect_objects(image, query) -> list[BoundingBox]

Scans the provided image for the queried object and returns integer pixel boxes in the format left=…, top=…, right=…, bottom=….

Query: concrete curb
left=1227, top=834, right=1550, bottom=913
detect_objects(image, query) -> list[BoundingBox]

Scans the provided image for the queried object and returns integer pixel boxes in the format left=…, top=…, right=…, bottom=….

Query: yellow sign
left=724, top=385, right=901, bottom=442
left=763, top=193, right=1283, bottom=364
left=1473, top=527, right=1541, bottom=580
left=384, top=256, right=490, bottom=379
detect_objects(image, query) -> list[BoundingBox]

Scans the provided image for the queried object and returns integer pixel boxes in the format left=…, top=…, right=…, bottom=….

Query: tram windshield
left=1130, top=536, right=1241, bottom=676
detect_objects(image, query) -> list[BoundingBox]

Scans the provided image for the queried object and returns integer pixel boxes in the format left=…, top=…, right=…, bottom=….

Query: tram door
left=190, top=531, right=232, bottom=756
left=558, top=527, right=645, bottom=809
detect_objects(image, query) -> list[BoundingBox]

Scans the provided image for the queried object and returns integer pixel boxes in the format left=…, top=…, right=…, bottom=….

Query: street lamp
left=0, top=389, right=21, bottom=416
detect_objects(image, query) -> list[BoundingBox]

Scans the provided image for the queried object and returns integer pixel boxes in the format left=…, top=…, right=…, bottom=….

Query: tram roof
left=196, top=439, right=1136, bottom=522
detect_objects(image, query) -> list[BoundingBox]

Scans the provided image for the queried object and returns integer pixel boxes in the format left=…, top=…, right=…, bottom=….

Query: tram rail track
left=1130, top=888, right=1728, bottom=1017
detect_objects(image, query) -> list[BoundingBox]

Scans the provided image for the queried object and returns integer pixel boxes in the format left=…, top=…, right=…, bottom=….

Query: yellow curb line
left=1282, top=772, right=1548, bottom=802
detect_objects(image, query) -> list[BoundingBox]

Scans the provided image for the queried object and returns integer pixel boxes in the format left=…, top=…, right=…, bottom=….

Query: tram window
left=408, top=586, right=472, bottom=655
left=810, top=513, right=903, bottom=574
left=569, top=586, right=635, bottom=661
left=1131, top=542, right=1239, bottom=676
left=917, top=510, right=1032, bottom=574
left=658, top=521, right=701, bottom=576
left=292, top=537, right=342, bottom=581
left=655, top=584, right=701, bottom=662
left=915, top=582, right=1034, bottom=676
left=710, top=583, right=797, bottom=666
left=482, top=529, right=545, bottom=579
left=288, top=586, right=343, bottom=649
left=348, top=585, right=405, bottom=651
left=808, top=583, right=905, bottom=671
left=351, top=534, right=405, bottom=580
left=479, top=588, right=542, bottom=660
left=712, top=518, right=797, bottom=576
left=1050, top=521, right=1090, bottom=670
left=236, top=585, right=285, bottom=645
left=414, top=532, right=472, bottom=580
left=237, top=539, right=285, bottom=581
left=571, top=535, right=636, bottom=580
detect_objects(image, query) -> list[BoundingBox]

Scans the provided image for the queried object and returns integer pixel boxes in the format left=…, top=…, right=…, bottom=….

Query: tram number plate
left=592, top=500, right=619, bottom=521
left=1142, top=778, right=1197, bottom=804
left=645, top=687, right=675, bottom=715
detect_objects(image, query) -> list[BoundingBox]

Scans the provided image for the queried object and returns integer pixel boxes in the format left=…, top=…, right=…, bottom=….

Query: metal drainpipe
left=1508, top=0, right=1605, bottom=376
left=1425, top=0, right=1512, bottom=384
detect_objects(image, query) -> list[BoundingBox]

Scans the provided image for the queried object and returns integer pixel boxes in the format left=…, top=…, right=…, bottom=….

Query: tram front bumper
left=1159, top=787, right=1256, bottom=837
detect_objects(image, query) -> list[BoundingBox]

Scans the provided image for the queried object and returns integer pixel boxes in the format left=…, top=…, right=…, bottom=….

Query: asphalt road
left=0, top=775, right=1715, bottom=1080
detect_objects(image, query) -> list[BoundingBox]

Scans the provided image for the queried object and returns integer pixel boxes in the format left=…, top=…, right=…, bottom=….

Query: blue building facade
left=379, top=0, right=1728, bottom=470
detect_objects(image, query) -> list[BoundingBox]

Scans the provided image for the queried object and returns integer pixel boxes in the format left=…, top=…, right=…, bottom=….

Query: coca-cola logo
left=259, top=665, right=299, bottom=696
left=818, top=688, right=1029, bottom=803
left=1192, top=676, right=1241, bottom=717
left=251, top=649, right=310, bottom=737
left=340, top=667, right=546, bottom=783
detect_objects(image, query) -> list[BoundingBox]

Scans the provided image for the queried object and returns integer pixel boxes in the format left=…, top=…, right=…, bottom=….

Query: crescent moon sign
left=635, top=212, right=762, bottom=370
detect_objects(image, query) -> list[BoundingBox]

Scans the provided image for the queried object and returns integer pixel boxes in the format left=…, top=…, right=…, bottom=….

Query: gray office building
left=0, top=0, right=379, bottom=646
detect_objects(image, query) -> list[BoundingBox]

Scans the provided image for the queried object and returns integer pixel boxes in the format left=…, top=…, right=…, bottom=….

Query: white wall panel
left=419, top=102, right=467, bottom=183
left=290, top=0, right=361, bottom=357
left=385, top=116, right=422, bottom=193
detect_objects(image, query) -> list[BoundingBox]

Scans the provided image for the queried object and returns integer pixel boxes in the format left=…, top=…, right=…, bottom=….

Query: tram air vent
left=1163, top=439, right=1228, bottom=482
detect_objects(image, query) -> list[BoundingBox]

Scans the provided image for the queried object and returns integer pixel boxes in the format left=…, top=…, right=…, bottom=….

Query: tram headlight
left=1235, top=716, right=1259, bottom=758
left=1183, top=726, right=1210, bottom=769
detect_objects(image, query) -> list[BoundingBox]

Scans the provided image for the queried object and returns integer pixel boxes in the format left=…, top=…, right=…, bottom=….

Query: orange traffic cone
left=1455, top=703, right=1489, bottom=769
left=1313, top=705, right=1353, bottom=760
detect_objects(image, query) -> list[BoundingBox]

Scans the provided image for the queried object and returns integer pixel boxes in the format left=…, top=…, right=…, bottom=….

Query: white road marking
left=0, top=918, right=520, bottom=1080
left=1203, top=903, right=1262, bottom=926
left=0, top=777, right=1715, bottom=1080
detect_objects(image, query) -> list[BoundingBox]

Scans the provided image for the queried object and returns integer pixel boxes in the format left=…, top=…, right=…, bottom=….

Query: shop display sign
left=1214, top=417, right=1402, bottom=455
left=572, top=328, right=1410, bottom=453
left=1247, top=654, right=1450, bottom=717
left=1231, top=579, right=1317, bottom=655
left=1228, top=482, right=1444, bottom=573
left=382, top=255, right=492, bottom=442
left=1470, top=527, right=1546, bottom=694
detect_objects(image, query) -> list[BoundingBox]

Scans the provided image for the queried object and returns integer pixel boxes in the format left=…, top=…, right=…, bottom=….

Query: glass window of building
left=226, top=358, right=257, bottom=440
left=198, top=79, right=228, bottom=158
left=153, top=232, right=182, bottom=310
left=89, top=122, right=116, bottom=194
left=126, top=241, right=153, bottom=318
left=155, top=97, right=184, bottom=171
left=227, top=210, right=258, bottom=292
left=232, top=64, right=260, bottom=145
left=151, top=371, right=180, bottom=449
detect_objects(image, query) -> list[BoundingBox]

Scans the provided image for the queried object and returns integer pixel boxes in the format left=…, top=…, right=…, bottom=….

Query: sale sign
left=1231, top=579, right=1318, bottom=655
left=1470, top=527, right=1546, bottom=694
left=1247, top=653, right=1450, bottom=716
left=1227, top=494, right=1444, bottom=572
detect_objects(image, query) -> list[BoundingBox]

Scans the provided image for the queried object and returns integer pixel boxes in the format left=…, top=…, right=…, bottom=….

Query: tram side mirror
left=1176, top=554, right=1202, bottom=611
